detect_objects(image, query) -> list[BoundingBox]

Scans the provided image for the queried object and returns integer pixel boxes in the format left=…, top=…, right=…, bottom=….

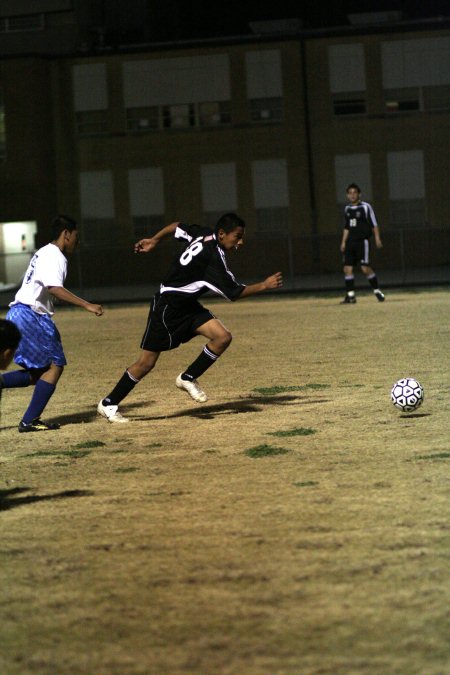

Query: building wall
left=0, top=57, right=57, bottom=235
left=0, top=24, right=449, bottom=285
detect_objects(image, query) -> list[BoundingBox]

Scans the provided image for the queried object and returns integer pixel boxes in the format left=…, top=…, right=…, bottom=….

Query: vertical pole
left=399, top=228, right=406, bottom=285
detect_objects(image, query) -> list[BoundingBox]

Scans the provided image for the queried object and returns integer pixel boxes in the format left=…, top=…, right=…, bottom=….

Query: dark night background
left=97, top=0, right=450, bottom=45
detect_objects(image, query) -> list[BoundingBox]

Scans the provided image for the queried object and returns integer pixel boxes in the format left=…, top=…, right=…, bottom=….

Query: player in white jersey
left=340, top=183, right=385, bottom=304
left=97, top=213, right=283, bottom=423
left=2, top=216, right=103, bottom=432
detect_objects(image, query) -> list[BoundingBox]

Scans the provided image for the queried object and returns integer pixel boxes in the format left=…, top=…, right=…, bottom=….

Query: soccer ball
left=391, top=378, right=424, bottom=412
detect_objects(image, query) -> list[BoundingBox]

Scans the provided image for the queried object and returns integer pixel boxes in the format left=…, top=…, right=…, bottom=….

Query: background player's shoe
left=97, top=400, right=129, bottom=423
left=374, top=289, right=385, bottom=302
left=19, top=418, right=60, bottom=432
left=341, top=295, right=356, bottom=304
left=176, top=374, right=208, bottom=402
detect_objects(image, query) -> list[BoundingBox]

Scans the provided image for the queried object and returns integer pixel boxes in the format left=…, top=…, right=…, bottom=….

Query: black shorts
left=343, top=239, right=371, bottom=267
left=140, top=293, right=215, bottom=352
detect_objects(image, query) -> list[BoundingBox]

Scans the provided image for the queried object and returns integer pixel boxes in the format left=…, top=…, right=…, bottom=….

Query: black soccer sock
left=182, top=346, right=219, bottom=381
left=367, top=273, right=379, bottom=290
left=345, top=275, right=355, bottom=295
left=103, top=370, right=139, bottom=406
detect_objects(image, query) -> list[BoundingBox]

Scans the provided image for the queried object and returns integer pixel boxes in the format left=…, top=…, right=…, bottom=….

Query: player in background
left=339, top=183, right=385, bottom=304
left=2, top=215, right=103, bottom=432
left=97, top=213, right=283, bottom=423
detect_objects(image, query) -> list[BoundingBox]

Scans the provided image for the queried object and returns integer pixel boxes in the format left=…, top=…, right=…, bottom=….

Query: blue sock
left=1, top=370, right=32, bottom=388
left=22, top=380, right=56, bottom=425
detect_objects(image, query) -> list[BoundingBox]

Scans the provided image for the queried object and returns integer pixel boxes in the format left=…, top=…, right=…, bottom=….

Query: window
left=128, top=168, right=165, bottom=239
left=332, top=93, right=366, bottom=116
left=201, top=163, right=237, bottom=224
left=72, top=64, right=108, bottom=135
left=246, top=50, right=283, bottom=123
left=384, top=88, right=420, bottom=113
left=79, top=171, right=116, bottom=245
left=126, top=106, right=160, bottom=132
left=0, top=14, right=44, bottom=32
left=252, top=159, right=289, bottom=233
left=329, top=44, right=367, bottom=116
left=198, top=101, right=231, bottom=126
left=382, top=38, right=450, bottom=113
left=123, top=55, right=231, bottom=133
left=387, top=151, right=426, bottom=227
left=249, top=97, right=283, bottom=122
left=162, top=103, right=195, bottom=129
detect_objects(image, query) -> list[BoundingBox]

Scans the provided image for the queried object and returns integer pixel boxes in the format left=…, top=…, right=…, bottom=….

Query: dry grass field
left=1, top=289, right=449, bottom=674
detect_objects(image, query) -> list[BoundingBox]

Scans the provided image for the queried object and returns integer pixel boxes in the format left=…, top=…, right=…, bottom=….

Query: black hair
left=51, top=214, right=78, bottom=240
left=346, top=183, right=361, bottom=193
left=0, top=319, right=21, bottom=351
left=215, top=213, right=245, bottom=235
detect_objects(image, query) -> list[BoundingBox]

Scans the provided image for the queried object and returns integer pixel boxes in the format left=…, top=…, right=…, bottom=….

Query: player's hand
left=134, top=237, right=158, bottom=254
left=376, top=239, right=383, bottom=249
left=86, top=303, right=104, bottom=316
left=264, top=272, right=283, bottom=290
left=340, top=243, right=346, bottom=253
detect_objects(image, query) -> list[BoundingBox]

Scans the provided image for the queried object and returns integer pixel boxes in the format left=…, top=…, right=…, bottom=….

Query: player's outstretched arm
left=238, top=272, right=283, bottom=299
left=48, top=286, right=104, bottom=316
left=340, top=229, right=349, bottom=253
left=374, top=229, right=383, bottom=249
left=134, top=221, right=180, bottom=254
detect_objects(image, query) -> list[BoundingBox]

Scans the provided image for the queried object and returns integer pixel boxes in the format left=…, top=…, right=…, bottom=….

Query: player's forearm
left=238, top=282, right=267, bottom=298
left=152, top=222, right=180, bottom=243
left=48, top=286, right=92, bottom=308
left=238, top=272, right=283, bottom=298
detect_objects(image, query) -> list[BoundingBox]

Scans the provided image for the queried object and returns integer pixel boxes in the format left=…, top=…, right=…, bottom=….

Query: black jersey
left=344, top=201, right=379, bottom=241
left=159, top=223, right=245, bottom=305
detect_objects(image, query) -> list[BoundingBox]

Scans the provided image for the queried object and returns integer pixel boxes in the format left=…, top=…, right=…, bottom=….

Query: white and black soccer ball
left=391, top=378, right=424, bottom=412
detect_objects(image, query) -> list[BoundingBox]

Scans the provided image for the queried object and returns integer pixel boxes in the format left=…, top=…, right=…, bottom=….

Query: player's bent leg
left=362, top=266, right=385, bottom=302
left=176, top=319, right=231, bottom=403
left=342, top=265, right=356, bottom=304
left=195, top=318, right=232, bottom=355
left=176, top=373, right=208, bottom=402
left=98, top=350, right=160, bottom=423
left=128, top=349, right=160, bottom=380
left=19, top=364, right=63, bottom=432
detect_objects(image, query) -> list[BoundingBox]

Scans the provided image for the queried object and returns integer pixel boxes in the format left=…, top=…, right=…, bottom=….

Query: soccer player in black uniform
left=340, top=183, right=385, bottom=304
left=97, top=213, right=283, bottom=423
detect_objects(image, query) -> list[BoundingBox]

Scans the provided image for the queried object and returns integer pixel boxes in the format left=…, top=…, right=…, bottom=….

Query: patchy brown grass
left=1, top=289, right=449, bottom=674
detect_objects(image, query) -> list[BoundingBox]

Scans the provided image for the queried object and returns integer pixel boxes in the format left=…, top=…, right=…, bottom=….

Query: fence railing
left=1, top=227, right=449, bottom=296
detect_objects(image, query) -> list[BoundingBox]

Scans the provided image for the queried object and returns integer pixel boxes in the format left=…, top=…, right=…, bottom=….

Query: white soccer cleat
left=176, top=374, right=208, bottom=402
left=97, top=400, right=129, bottom=423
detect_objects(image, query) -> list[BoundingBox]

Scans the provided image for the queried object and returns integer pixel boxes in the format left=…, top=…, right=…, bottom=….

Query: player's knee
left=132, top=357, right=156, bottom=378
left=219, top=329, right=232, bottom=350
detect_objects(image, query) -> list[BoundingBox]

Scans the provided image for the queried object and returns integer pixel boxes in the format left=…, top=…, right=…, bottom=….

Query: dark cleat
left=19, top=418, right=61, bottom=433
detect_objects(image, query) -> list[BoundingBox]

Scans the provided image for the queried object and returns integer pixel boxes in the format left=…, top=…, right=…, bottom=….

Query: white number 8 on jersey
left=179, top=238, right=204, bottom=266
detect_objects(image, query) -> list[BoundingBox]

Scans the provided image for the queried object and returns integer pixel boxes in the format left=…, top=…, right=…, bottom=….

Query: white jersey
left=10, top=243, right=67, bottom=315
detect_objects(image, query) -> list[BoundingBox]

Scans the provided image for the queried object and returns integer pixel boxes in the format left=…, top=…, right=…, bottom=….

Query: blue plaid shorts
left=6, top=303, right=67, bottom=369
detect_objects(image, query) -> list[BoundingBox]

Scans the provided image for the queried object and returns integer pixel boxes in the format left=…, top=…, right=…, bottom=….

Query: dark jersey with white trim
left=344, top=201, right=379, bottom=241
left=159, top=223, right=245, bottom=305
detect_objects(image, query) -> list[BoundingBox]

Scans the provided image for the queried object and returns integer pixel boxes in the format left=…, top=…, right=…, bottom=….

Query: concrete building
left=0, top=4, right=449, bottom=288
